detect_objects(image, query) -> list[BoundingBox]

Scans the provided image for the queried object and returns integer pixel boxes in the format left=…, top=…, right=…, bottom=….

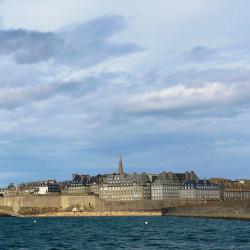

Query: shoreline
left=31, top=211, right=162, bottom=217
left=162, top=214, right=250, bottom=221
left=2, top=211, right=250, bottom=221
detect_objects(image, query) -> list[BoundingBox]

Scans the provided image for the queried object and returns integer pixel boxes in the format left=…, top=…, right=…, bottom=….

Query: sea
left=0, top=216, right=249, bottom=249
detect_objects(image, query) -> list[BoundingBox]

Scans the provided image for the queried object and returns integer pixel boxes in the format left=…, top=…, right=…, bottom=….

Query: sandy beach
left=33, top=211, right=162, bottom=217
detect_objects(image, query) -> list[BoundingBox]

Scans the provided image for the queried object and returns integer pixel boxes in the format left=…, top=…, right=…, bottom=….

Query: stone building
left=64, top=174, right=105, bottom=195
left=222, top=182, right=250, bottom=200
left=151, top=171, right=200, bottom=201
left=179, top=180, right=220, bottom=200
left=179, top=181, right=197, bottom=200
left=151, top=172, right=181, bottom=200
left=209, top=178, right=250, bottom=200
left=19, top=181, right=44, bottom=195
left=64, top=174, right=91, bottom=195
left=4, top=183, right=20, bottom=197
left=175, top=171, right=199, bottom=183
left=195, top=180, right=220, bottom=200
left=65, top=181, right=90, bottom=195
left=99, top=157, right=151, bottom=201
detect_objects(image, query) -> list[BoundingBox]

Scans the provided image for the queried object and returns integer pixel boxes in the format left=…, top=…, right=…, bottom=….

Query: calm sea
left=0, top=216, right=249, bottom=249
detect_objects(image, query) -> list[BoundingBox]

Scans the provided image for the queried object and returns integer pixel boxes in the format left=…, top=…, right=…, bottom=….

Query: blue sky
left=0, top=0, right=250, bottom=185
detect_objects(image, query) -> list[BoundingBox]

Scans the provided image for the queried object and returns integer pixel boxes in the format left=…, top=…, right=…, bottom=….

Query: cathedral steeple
left=118, top=156, right=123, bottom=175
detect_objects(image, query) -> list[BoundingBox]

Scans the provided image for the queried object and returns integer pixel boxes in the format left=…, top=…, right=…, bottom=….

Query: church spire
left=118, top=156, right=123, bottom=175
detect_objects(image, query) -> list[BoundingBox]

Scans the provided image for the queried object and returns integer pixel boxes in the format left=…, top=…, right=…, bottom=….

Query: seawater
left=0, top=216, right=249, bottom=249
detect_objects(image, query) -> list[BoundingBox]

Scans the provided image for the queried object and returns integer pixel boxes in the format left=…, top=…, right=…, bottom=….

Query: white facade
left=38, top=186, right=49, bottom=194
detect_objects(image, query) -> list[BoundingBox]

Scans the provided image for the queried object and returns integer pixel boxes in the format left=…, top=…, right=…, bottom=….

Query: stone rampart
left=94, top=199, right=201, bottom=211
left=0, top=196, right=23, bottom=212
left=0, top=195, right=98, bottom=212
left=61, top=195, right=96, bottom=209
left=0, top=195, right=208, bottom=213
left=162, top=200, right=250, bottom=219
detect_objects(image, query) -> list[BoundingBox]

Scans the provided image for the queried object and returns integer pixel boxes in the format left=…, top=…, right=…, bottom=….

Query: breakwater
left=162, top=200, right=250, bottom=220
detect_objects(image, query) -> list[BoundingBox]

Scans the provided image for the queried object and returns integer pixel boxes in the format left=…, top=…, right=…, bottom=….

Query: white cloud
left=122, top=82, right=250, bottom=117
left=1, top=1, right=250, bottom=181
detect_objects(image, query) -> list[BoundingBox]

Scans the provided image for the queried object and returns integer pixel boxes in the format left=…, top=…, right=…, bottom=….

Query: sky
left=0, top=0, right=250, bottom=185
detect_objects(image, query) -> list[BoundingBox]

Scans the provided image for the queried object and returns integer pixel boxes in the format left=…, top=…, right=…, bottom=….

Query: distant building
left=175, top=171, right=199, bottom=183
left=146, top=174, right=159, bottom=182
left=179, top=181, right=197, bottom=200
left=151, top=171, right=200, bottom=201
left=64, top=174, right=105, bottom=195
left=151, top=172, right=181, bottom=201
left=3, top=158, right=249, bottom=202
left=65, top=175, right=91, bottom=194
left=0, top=188, right=5, bottom=197
left=209, top=178, right=250, bottom=200
left=4, top=183, right=20, bottom=197
left=179, top=180, right=220, bottom=200
left=19, top=181, right=43, bottom=195
left=99, top=173, right=151, bottom=201
left=223, top=181, right=250, bottom=200
left=196, top=180, right=220, bottom=200
left=35, top=181, right=61, bottom=195
left=99, top=157, right=151, bottom=201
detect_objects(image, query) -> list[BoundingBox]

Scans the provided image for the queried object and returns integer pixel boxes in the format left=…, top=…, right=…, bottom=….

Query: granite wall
left=162, top=200, right=250, bottom=219
left=0, top=195, right=197, bottom=212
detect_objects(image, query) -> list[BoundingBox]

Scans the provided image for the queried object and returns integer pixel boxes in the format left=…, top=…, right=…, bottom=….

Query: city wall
left=0, top=195, right=97, bottom=213
left=2, top=195, right=248, bottom=219
left=162, top=200, right=250, bottom=219
left=0, top=195, right=202, bottom=213
left=95, top=199, right=202, bottom=211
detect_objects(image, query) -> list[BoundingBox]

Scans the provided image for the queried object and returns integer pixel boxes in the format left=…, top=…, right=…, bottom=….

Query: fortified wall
left=0, top=195, right=97, bottom=213
left=162, top=200, right=250, bottom=219
left=0, top=195, right=202, bottom=213
left=95, top=199, right=201, bottom=211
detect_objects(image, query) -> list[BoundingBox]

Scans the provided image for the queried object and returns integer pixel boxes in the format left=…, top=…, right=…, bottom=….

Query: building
left=99, top=173, right=151, bottom=201
left=19, top=181, right=43, bottom=195
left=99, top=157, right=151, bottom=201
left=0, top=188, right=5, bottom=197
left=35, top=181, right=61, bottom=195
left=209, top=178, right=250, bottom=200
left=175, top=171, right=199, bottom=183
left=179, top=181, right=197, bottom=200
left=64, top=174, right=91, bottom=194
left=195, top=180, right=220, bottom=200
left=179, top=180, right=220, bottom=200
left=223, top=182, right=250, bottom=200
left=63, top=174, right=105, bottom=195
left=89, top=175, right=104, bottom=195
left=151, top=172, right=181, bottom=200
left=4, top=183, right=20, bottom=197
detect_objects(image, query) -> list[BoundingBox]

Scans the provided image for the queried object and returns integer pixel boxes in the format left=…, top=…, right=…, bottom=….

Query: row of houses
left=1, top=158, right=250, bottom=202
left=68, top=159, right=250, bottom=201
left=0, top=180, right=61, bottom=196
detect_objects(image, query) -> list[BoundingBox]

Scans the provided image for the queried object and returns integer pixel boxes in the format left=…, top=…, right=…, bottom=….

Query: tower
left=118, top=156, right=123, bottom=175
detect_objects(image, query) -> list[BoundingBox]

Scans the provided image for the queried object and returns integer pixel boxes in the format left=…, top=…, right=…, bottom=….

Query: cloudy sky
left=0, top=0, right=250, bottom=185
